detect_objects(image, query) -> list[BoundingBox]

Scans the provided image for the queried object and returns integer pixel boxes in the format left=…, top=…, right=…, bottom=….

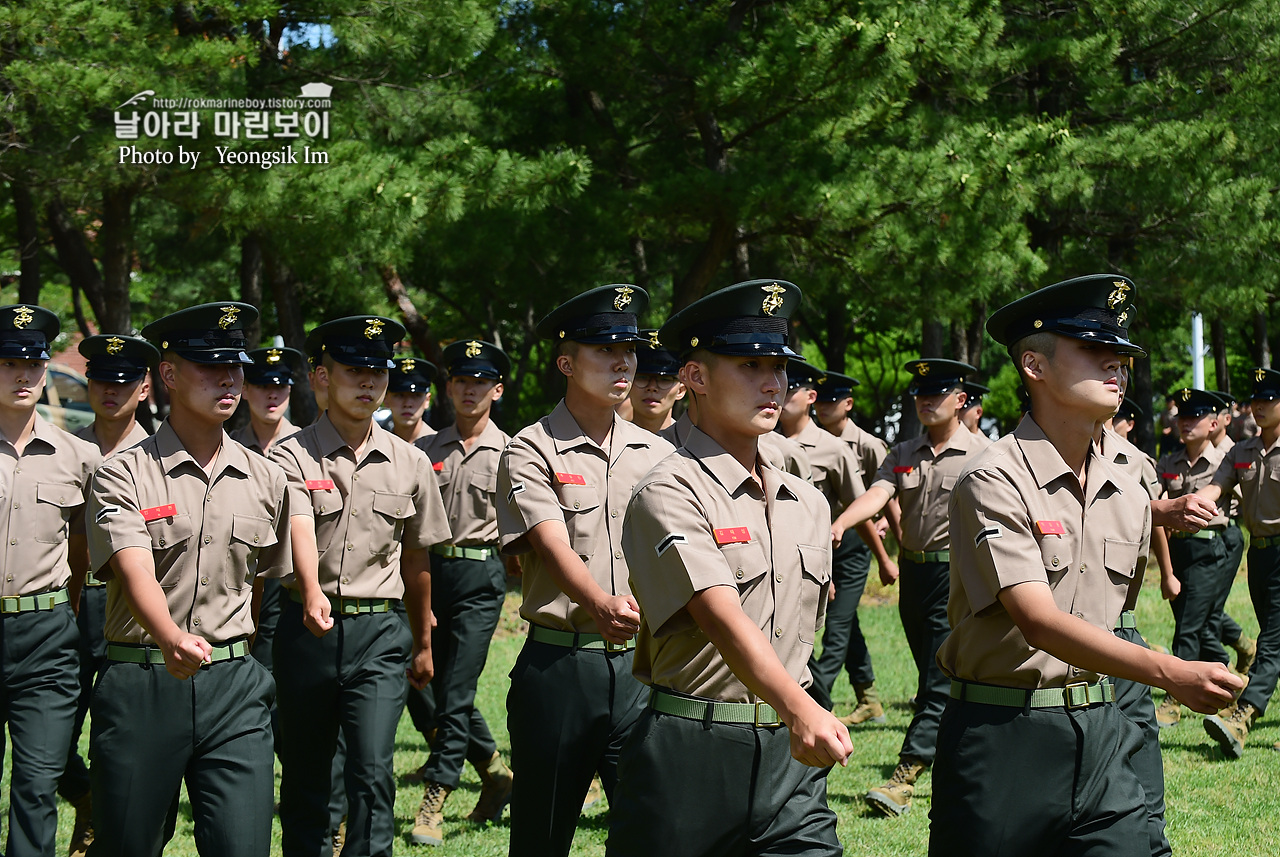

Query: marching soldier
left=270, top=316, right=451, bottom=857
left=59, top=333, right=156, bottom=857
left=831, top=358, right=985, bottom=816
left=1205, top=391, right=1256, bottom=675
left=959, top=382, right=992, bottom=445
left=87, top=302, right=291, bottom=857
left=230, top=346, right=303, bottom=454
left=409, top=339, right=515, bottom=845
left=625, top=331, right=685, bottom=434
left=387, top=356, right=437, bottom=443
left=607, top=279, right=849, bottom=857
left=0, top=305, right=99, bottom=857
left=931, top=275, right=1238, bottom=856
left=1196, top=368, right=1280, bottom=757
left=496, top=285, right=675, bottom=857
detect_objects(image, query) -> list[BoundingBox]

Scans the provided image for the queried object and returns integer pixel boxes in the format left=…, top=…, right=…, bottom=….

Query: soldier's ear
left=555, top=353, right=574, bottom=378
left=491, top=381, right=504, bottom=402
left=682, top=359, right=711, bottom=396
left=1019, top=349, right=1047, bottom=384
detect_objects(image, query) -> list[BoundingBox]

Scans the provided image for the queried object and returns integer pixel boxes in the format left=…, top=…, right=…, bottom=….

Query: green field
left=21, top=564, right=1280, bottom=856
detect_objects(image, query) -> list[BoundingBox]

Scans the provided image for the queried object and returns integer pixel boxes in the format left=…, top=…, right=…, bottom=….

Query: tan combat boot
left=1204, top=702, right=1258, bottom=759
left=581, top=775, right=602, bottom=812
left=1155, top=695, right=1181, bottom=729
left=67, top=793, right=93, bottom=857
left=466, top=751, right=514, bottom=824
left=1230, top=634, right=1257, bottom=676
left=839, top=683, right=887, bottom=726
left=332, top=820, right=345, bottom=857
left=411, top=781, right=453, bottom=846
left=865, top=756, right=927, bottom=817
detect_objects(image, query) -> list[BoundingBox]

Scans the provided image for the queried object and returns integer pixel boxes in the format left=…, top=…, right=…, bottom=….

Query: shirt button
left=4, top=574, right=10, bottom=582
left=203, top=536, right=212, bottom=545
left=775, top=574, right=783, bottom=583
left=342, top=576, right=350, bottom=584
left=206, top=494, right=213, bottom=502
left=201, top=576, right=208, bottom=585
left=14, top=467, right=20, bottom=474
left=1080, top=563, right=1087, bottom=572
left=736, top=570, right=744, bottom=579
left=158, top=538, right=166, bottom=547
left=320, top=506, right=326, bottom=513
left=8, top=539, right=14, bottom=546
left=611, top=510, right=618, bottom=518
left=396, top=508, right=402, bottom=515
left=574, top=502, right=581, bottom=509
left=347, top=543, right=354, bottom=551
left=353, top=474, right=360, bottom=482
left=1051, top=557, right=1060, bottom=567
left=253, top=535, right=259, bottom=544
left=774, top=627, right=783, bottom=638
left=614, top=550, right=622, bottom=559
left=351, top=510, right=358, bottom=517
left=1075, top=611, right=1084, bottom=619
left=11, top=502, right=17, bottom=510
left=193, top=617, right=201, bottom=626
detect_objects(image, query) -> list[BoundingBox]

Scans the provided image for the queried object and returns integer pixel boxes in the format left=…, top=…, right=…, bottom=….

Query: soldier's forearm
left=110, top=546, right=185, bottom=647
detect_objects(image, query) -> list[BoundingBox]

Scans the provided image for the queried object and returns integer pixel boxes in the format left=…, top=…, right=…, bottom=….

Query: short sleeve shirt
left=1157, top=443, right=1229, bottom=527
left=660, top=413, right=811, bottom=481
left=872, top=426, right=983, bottom=552
left=269, top=414, right=452, bottom=598
left=938, top=415, right=1151, bottom=689
left=1212, top=434, right=1242, bottom=518
left=624, top=427, right=832, bottom=701
left=836, top=420, right=888, bottom=484
left=1098, top=427, right=1160, bottom=502
left=415, top=419, right=510, bottom=545
left=1210, top=434, right=1280, bottom=537
left=87, top=421, right=292, bottom=644
left=497, top=400, right=675, bottom=633
left=229, top=417, right=297, bottom=456
left=786, top=420, right=863, bottom=513
left=0, top=415, right=100, bottom=596
left=74, top=421, right=150, bottom=458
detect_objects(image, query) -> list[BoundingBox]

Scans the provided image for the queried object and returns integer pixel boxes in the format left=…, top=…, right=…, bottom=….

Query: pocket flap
left=555, top=483, right=600, bottom=514
left=231, top=514, right=277, bottom=548
left=372, top=491, right=416, bottom=520
left=1103, top=538, right=1140, bottom=579
left=147, top=514, right=193, bottom=549
left=312, top=490, right=343, bottom=517
left=798, top=544, right=831, bottom=585
left=36, top=482, right=81, bottom=508
left=1039, top=537, right=1072, bottom=572
left=721, top=542, right=768, bottom=585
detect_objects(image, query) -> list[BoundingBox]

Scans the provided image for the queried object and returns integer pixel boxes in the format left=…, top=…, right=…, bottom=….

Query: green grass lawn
left=20, top=562, right=1280, bottom=855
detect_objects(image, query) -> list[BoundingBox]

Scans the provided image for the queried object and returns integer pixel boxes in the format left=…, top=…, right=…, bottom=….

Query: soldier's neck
left=821, top=415, right=849, bottom=437
left=249, top=413, right=285, bottom=451
left=392, top=419, right=428, bottom=443
left=563, top=388, right=616, bottom=446
left=92, top=413, right=140, bottom=456
left=327, top=410, right=375, bottom=457
left=454, top=408, right=491, bottom=444
left=166, top=410, right=223, bottom=471
left=924, top=419, right=960, bottom=449
left=1184, top=436, right=1210, bottom=463
left=631, top=410, right=672, bottom=435
left=1259, top=422, right=1280, bottom=449
left=0, top=404, right=38, bottom=453
left=779, top=410, right=809, bottom=438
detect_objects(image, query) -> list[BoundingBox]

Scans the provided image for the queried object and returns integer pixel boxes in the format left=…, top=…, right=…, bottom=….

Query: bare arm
left=1153, top=493, right=1218, bottom=532
left=831, top=485, right=893, bottom=536
left=686, top=585, right=852, bottom=767
left=66, top=533, right=89, bottom=615
left=886, top=498, right=903, bottom=544
left=401, top=547, right=433, bottom=689
left=525, top=519, right=639, bottom=643
left=289, top=516, right=332, bottom=637
left=999, top=580, right=1239, bottom=712
left=109, top=546, right=213, bottom=679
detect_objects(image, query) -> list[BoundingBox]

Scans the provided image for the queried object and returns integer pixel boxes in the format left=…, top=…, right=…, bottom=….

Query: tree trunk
left=46, top=198, right=109, bottom=327
left=1131, top=343, right=1157, bottom=456
left=671, top=214, right=737, bottom=311
left=1256, top=309, right=1271, bottom=369
left=1210, top=316, right=1229, bottom=394
left=12, top=180, right=42, bottom=305
left=98, top=187, right=135, bottom=333
left=239, top=235, right=264, bottom=348
left=378, top=265, right=443, bottom=365
left=264, top=252, right=317, bottom=426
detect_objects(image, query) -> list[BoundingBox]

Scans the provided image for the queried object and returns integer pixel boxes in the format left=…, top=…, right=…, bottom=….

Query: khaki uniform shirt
left=787, top=419, right=863, bottom=514
left=872, top=425, right=982, bottom=552
left=659, top=412, right=811, bottom=481
left=624, top=427, right=831, bottom=700
left=835, top=421, right=888, bottom=485
left=1158, top=443, right=1229, bottom=528
left=87, top=422, right=291, bottom=644
left=1210, top=434, right=1280, bottom=537
left=0, top=415, right=100, bottom=596
left=497, top=400, right=674, bottom=633
left=229, top=417, right=297, bottom=456
left=970, top=429, right=994, bottom=448
left=938, top=416, right=1151, bottom=689
left=74, top=421, right=149, bottom=457
left=415, top=419, right=510, bottom=546
left=270, top=414, right=451, bottom=599
left=1099, top=427, right=1161, bottom=502
left=1213, top=433, right=1242, bottom=518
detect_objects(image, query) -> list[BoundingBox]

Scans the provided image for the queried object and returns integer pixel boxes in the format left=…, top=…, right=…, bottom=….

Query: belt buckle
left=0, top=595, right=18, bottom=612
left=605, top=640, right=629, bottom=653
left=341, top=598, right=359, bottom=615
left=753, top=702, right=782, bottom=728
left=1064, top=681, right=1091, bottom=710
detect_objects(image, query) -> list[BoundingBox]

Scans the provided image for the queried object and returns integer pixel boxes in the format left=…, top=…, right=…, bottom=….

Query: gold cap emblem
left=401, top=358, right=416, bottom=372
left=218, top=306, right=240, bottom=330
left=12, top=306, right=34, bottom=330
left=1258, top=368, right=1267, bottom=383
left=915, top=362, right=930, bottom=376
left=1116, top=309, right=1129, bottom=326
left=1181, top=388, right=1191, bottom=402
left=105, top=336, right=125, bottom=355
left=1107, top=280, right=1131, bottom=309
left=761, top=283, right=786, bottom=317
left=613, top=286, right=634, bottom=311
left=1033, top=319, right=1043, bottom=329
left=648, top=331, right=661, bottom=349
left=266, top=348, right=282, bottom=364
left=690, top=336, right=699, bottom=348
left=465, top=340, right=482, bottom=358
left=364, top=318, right=385, bottom=339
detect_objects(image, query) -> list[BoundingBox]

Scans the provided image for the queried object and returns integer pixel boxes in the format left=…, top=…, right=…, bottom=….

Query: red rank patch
left=141, top=504, right=177, bottom=522
left=555, top=472, right=586, bottom=485
left=1161, top=473, right=1179, bottom=480
left=305, top=479, right=335, bottom=491
left=1235, top=462, right=1253, bottom=470
left=1036, top=520, right=1066, bottom=536
left=893, top=466, right=913, bottom=474
left=714, top=526, right=751, bottom=545
left=432, top=462, right=444, bottom=472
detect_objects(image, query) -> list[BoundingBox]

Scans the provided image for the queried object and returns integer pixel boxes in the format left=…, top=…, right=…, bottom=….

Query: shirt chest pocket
left=310, top=490, right=344, bottom=553
left=371, top=492, right=415, bottom=555
left=1238, top=464, right=1259, bottom=483
left=1103, top=538, right=1140, bottom=583
left=226, top=515, right=277, bottom=591
left=937, top=474, right=958, bottom=500
left=555, top=484, right=600, bottom=559
left=797, top=544, right=832, bottom=644
left=146, top=514, right=194, bottom=588
left=34, top=482, right=81, bottom=544
left=1165, top=474, right=1185, bottom=493
left=466, top=472, right=498, bottom=519
left=722, top=541, right=771, bottom=625
left=1038, top=536, right=1073, bottom=580
left=897, top=468, right=923, bottom=493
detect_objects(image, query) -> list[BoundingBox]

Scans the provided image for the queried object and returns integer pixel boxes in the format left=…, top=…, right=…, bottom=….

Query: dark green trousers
left=419, top=554, right=504, bottom=787
left=930, top=697, right=1147, bottom=857
left=1210, top=524, right=1246, bottom=647
left=807, top=536, right=874, bottom=709
left=58, top=584, right=108, bottom=803
left=507, top=639, right=645, bottom=857
left=0, top=603, right=80, bottom=857
left=87, top=651, right=275, bottom=857
left=1112, top=625, right=1170, bottom=857
left=275, top=600, right=410, bottom=857
left=1168, top=535, right=1235, bottom=664
left=606, top=705, right=841, bottom=857
left=1239, top=543, right=1280, bottom=715
left=899, top=558, right=951, bottom=763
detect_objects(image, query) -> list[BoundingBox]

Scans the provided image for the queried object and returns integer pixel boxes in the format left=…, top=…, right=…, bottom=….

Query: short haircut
left=1009, top=332, right=1059, bottom=367
left=556, top=340, right=581, bottom=359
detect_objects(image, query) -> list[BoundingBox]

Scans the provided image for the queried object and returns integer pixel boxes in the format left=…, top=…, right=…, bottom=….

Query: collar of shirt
left=1099, top=425, right=1130, bottom=465
left=314, top=411, right=393, bottom=464
left=433, top=418, right=506, bottom=456
left=789, top=419, right=825, bottom=450
left=1013, top=414, right=1123, bottom=501
left=547, top=398, right=657, bottom=459
left=153, top=419, right=252, bottom=481
left=17, top=411, right=65, bottom=454
left=684, top=425, right=800, bottom=504
left=1168, top=441, right=1224, bottom=473
left=902, top=420, right=977, bottom=463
